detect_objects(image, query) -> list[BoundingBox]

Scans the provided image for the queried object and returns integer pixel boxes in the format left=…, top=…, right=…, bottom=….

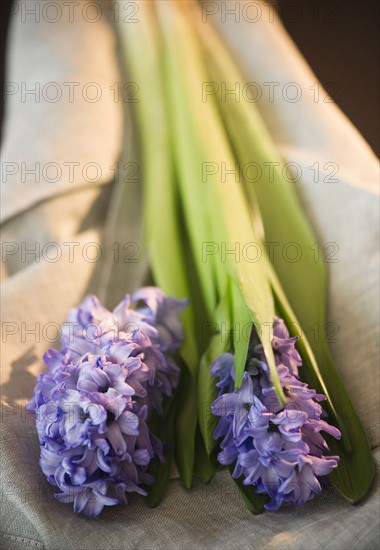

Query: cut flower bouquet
left=27, top=0, right=373, bottom=517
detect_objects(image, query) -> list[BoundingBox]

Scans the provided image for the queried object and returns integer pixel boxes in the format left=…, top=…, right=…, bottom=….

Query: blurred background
left=1, top=0, right=379, bottom=154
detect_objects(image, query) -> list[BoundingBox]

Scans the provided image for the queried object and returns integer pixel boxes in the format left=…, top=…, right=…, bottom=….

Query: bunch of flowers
left=27, top=287, right=186, bottom=517
left=26, top=0, right=373, bottom=519
left=211, top=317, right=341, bottom=511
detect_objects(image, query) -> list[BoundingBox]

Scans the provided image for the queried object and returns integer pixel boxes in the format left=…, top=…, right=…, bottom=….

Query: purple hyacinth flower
left=28, top=287, right=185, bottom=517
left=211, top=316, right=341, bottom=511
left=212, top=373, right=267, bottom=447
left=132, top=287, right=188, bottom=352
left=210, top=353, right=235, bottom=396
left=253, top=317, right=302, bottom=377
left=55, top=479, right=119, bottom=518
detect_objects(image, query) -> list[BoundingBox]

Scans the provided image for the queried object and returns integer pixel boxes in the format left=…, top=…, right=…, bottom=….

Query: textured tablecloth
left=1, top=1, right=379, bottom=549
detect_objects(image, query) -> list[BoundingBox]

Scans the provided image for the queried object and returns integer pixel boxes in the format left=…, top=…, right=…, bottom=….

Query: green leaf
left=156, top=0, right=284, bottom=405
left=193, top=424, right=217, bottom=482
left=117, top=1, right=198, bottom=374
left=155, top=2, right=219, bottom=318
left=230, top=281, right=253, bottom=389
left=146, top=454, right=173, bottom=508
left=193, top=5, right=374, bottom=503
left=146, top=393, right=178, bottom=507
left=117, top=1, right=200, bottom=489
left=173, top=359, right=198, bottom=488
left=228, top=465, right=268, bottom=514
left=269, top=265, right=374, bottom=502
left=198, top=284, right=232, bottom=455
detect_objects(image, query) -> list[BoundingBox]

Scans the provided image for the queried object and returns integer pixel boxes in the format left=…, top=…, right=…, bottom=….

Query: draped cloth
left=1, top=2, right=378, bottom=548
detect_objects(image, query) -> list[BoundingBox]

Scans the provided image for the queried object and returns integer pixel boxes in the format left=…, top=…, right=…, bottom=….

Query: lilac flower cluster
left=27, top=287, right=185, bottom=517
left=211, top=317, right=341, bottom=511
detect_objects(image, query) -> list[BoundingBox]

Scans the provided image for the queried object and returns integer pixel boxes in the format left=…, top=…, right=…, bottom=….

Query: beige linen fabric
left=1, top=1, right=379, bottom=549
left=0, top=0, right=122, bottom=223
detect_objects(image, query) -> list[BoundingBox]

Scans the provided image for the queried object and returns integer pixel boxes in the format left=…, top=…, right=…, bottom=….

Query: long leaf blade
left=156, top=0, right=284, bottom=405
left=191, top=10, right=374, bottom=501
